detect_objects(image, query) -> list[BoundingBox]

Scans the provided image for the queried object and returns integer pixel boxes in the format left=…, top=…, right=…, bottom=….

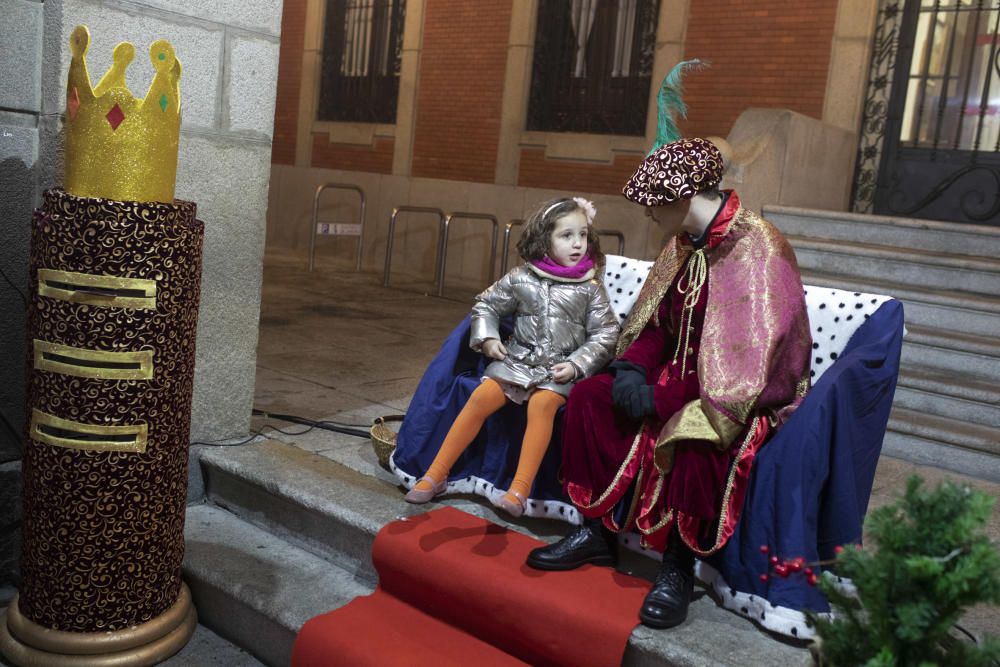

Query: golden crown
left=64, top=25, right=182, bottom=204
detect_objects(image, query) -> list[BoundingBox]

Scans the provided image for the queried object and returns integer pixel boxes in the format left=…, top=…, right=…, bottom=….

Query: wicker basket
left=370, top=414, right=405, bottom=470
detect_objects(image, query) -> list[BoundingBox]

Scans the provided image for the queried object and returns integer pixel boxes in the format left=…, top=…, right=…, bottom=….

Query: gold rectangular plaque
left=30, top=409, right=148, bottom=453
left=37, top=268, right=157, bottom=309
left=33, top=340, right=154, bottom=380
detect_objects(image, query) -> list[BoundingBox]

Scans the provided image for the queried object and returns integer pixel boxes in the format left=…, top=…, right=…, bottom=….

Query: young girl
left=404, top=197, right=620, bottom=516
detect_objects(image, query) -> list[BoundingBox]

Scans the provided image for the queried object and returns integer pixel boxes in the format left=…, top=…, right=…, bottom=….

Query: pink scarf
left=530, top=254, right=595, bottom=279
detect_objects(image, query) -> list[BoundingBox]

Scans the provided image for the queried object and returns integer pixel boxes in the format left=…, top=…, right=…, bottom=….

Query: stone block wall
left=44, top=0, right=283, bottom=441
left=0, top=0, right=45, bottom=589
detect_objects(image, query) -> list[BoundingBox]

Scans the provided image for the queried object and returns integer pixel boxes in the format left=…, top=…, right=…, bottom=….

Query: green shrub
left=810, top=476, right=1000, bottom=666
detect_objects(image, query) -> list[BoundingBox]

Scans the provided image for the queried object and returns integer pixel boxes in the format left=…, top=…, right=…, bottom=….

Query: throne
left=391, top=255, right=905, bottom=638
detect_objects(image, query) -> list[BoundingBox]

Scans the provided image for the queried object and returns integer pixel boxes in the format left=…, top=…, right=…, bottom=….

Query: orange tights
left=415, top=378, right=566, bottom=504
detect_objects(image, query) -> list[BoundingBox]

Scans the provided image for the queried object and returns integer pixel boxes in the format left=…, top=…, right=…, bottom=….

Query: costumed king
left=527, top=65, right=812, bottom=632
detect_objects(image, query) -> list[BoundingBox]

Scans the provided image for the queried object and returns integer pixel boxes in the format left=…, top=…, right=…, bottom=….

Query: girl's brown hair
left=515, top=198, right=604, bottom=264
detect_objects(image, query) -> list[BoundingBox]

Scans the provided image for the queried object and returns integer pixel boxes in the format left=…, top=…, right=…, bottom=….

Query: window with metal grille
left=900, top=0, right=1000, bottom=153
left=318, top=0, right=406, bottom=124
left=527, top=0, right=661, bottom=136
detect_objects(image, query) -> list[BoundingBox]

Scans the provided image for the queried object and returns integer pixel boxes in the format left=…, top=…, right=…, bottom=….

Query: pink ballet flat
left=404, top=475, right=446, bottom=504
left=495, top=490, right=527, bottom=518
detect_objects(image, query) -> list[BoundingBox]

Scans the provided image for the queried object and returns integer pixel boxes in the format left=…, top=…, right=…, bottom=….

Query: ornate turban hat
left=622, top=60, right=724, bottom=206
left=622, top=137, right=724, bottom=206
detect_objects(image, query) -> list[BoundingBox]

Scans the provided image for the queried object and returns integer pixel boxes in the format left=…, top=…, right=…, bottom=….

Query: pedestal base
left=0, top=583, right=197, bottom=667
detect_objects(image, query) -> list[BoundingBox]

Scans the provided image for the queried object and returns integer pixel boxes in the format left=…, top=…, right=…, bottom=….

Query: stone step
left=160, top=624, right=267, bottom=667
left=183, top=504, right=374, bottom=667
left=801, top=269, right=1000, bottom=335
left=886, top=406, right=1000, bottom=478
left=765, top=205, right=1000, bottom=257
left=901, top=325, right=1000, bottom=383
left=199, top=438, right=409, bottom=584
left=194, top=439, right=812, bottom=666
left=895, top=367, right=1000, bottom=430
left=788, top=235, right=1000, bottom=297
left=881, top=428, right=1000, bottom=485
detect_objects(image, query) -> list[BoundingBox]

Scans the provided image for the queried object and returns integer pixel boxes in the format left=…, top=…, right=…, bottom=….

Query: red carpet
left=292, top=506, right=652, bottom=667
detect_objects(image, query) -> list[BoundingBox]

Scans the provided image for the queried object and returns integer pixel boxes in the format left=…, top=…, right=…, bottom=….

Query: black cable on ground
left=191, top=421, right=322, bottom=447
left=251, top=409, right=371, bottom=438
left=193, top=410, right=374, bottom=447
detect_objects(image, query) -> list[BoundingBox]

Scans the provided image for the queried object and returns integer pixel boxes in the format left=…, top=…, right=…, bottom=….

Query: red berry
left=769, top=555, right=779, bottom=566
left=789, top=559, right=803, bottom=573
left=834, top=545, right=844, bottom=554
left=774, top=564, right=790, bottom=578
left=759, top=574, right=769, bottom=582
left=760, top=545, right=769, bottom=554
left=806, top=573, right=818, bottom=586
left=804, top=567, right=813, bottom=576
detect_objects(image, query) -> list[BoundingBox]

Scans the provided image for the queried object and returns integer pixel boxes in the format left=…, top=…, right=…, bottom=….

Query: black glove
left=611, top=361, right=645, bottom=404
left=611, top=361, right=657, bottom=420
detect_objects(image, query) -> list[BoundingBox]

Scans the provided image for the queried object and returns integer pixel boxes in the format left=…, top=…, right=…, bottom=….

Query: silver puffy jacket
left=469, top=264, right=620, bottom=397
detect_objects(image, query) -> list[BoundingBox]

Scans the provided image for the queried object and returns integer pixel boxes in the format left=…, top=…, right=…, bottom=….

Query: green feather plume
left=648, top=59, right=708, bottom=156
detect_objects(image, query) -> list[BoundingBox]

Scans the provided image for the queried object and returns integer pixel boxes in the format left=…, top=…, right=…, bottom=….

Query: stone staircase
left=765, top=206, right=1000, bottom=482
left=182, top=436, right=811, bottom=667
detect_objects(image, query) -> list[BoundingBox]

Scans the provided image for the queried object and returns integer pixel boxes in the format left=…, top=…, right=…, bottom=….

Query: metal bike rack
left=437, top=212, right=499, bottom=297
left=308, top=182, right=366, bottom=272
left=499, top=219, right=524, bottom=275
left=383, top=206, right=447, bottom=290
left=599, top=229, right=626, bottom=255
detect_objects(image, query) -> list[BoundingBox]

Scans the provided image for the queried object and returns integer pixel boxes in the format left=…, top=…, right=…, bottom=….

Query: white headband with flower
left=542, top=197, right=597, bottom=225
left=573, top=197, right=597, bottom=225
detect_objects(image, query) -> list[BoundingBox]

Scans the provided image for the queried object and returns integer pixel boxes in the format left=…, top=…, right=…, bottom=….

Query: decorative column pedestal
left=0, top=586, right=196, bottom=666
left=0, top=189, right=204, bottom=666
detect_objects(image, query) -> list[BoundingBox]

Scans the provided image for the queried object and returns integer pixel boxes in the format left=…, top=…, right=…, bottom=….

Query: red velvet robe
left=561, top=192, right=808, bottom=553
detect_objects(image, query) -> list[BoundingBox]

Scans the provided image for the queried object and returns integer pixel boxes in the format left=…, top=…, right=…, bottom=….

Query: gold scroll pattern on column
left=20, top=188, right=203, bottom=632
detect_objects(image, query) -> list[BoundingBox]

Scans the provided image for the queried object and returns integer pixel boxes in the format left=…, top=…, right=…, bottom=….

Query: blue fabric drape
left=393, top=300, right=904, bottom=620
left=706, top=299, right=904, bottom=613
left=393, top=316, right=568, bottom=503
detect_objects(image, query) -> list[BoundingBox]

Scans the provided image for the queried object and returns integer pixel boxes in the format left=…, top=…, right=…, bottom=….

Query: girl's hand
left=483, top=339, right=508, bottom=360
left=551, top=362, right=577, bottom=384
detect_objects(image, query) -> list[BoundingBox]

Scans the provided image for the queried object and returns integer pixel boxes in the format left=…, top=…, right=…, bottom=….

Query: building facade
left=268, top=0, right=999, bottom=290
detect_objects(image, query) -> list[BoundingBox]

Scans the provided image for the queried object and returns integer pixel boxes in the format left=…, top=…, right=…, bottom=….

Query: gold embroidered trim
left=656, top=400, right=725, bottom=454
left=640, top=507, right=674, bottom=536
left=575, top=425, right=645, bottom=511
left=678, top=416, right=760, bottom=556
left=702, top=401, right=745, bottom=449
left=671, top=248, right=706, bottom=376
left=616, top=241, right=690, bottom=356
left=33, top=340, right=154, bottom=380
left=30, top=409, right=148, bottom=453
left=37, top=268, right=156, bottom=309
left=638, top=471, right=672, bottom=535
left=619, top=461, right=645, bottom=531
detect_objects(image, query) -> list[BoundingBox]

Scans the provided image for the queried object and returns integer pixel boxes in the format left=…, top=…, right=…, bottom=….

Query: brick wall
left=681, top=0, right=839, bottom=138
left=411, top=0, right=512, bottom=182
left=311, top=134, right=395, bottom=173
left=515, top=1, right=838, bottom=192
left=268, top=0, right=840, bottom=186
left=272, top=0, right=305, bottom=165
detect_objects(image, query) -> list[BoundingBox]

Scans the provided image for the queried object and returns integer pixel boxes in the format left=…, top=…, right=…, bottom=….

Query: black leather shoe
left=639, top=551, right=694, bottom=629
left=526, top=520, right=618, bottom=571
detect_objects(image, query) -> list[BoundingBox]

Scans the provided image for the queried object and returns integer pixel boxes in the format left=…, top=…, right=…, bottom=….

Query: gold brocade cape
left=616, top=207, right=812, bottom=470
